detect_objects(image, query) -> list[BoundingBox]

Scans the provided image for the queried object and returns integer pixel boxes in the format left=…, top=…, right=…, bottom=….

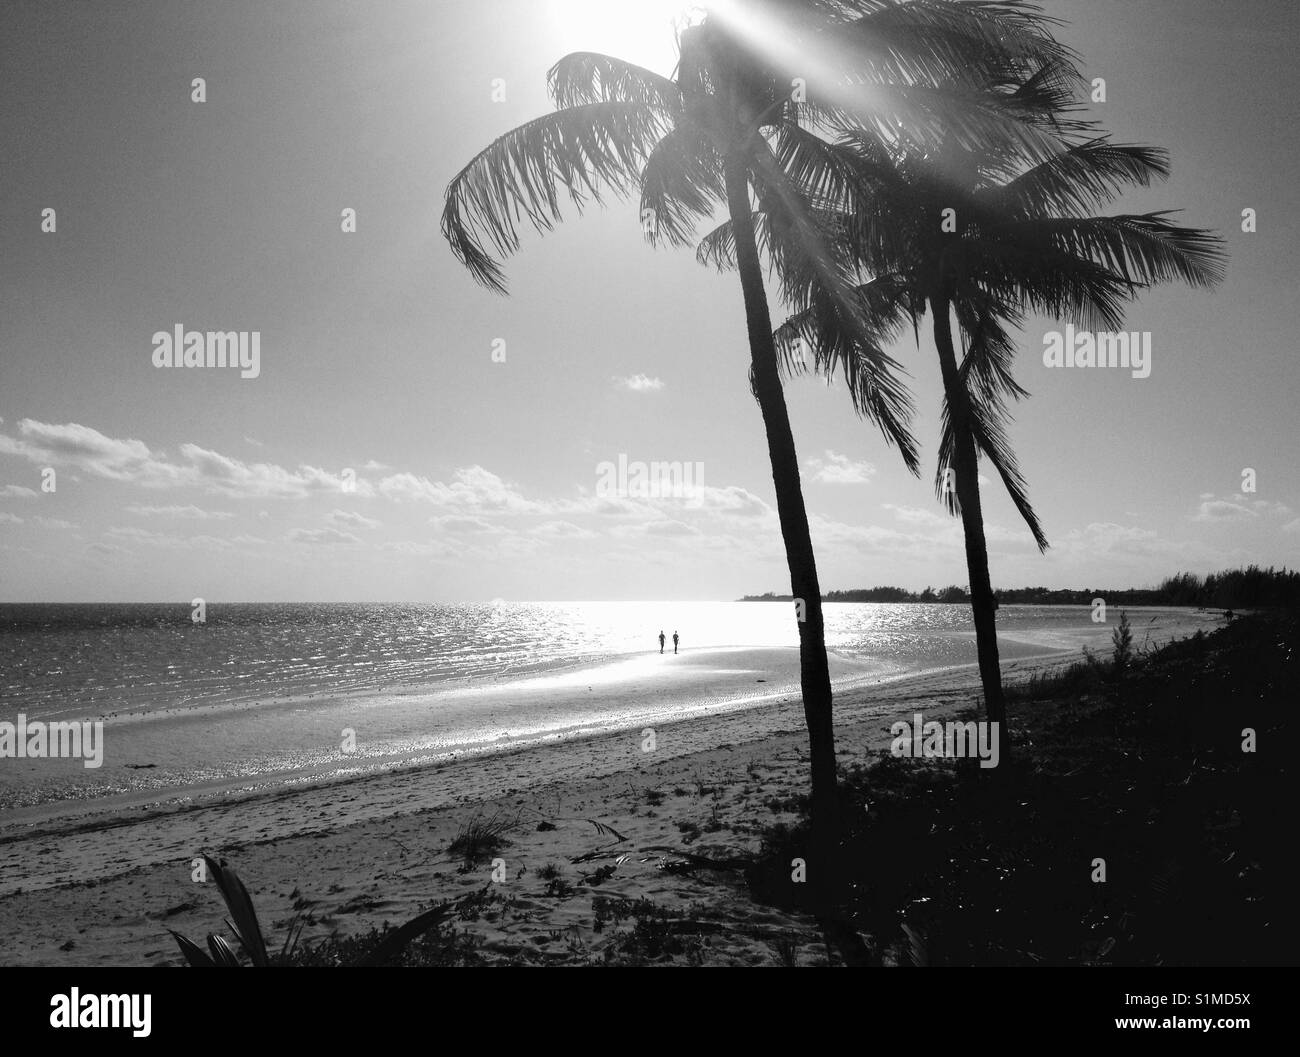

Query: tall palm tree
left=441, top=1, right=1076, bottom=840
left=731, top=86, right=1225, bottom=743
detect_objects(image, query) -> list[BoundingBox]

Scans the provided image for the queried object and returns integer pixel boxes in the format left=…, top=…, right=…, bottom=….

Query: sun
left=542, top=0, right=696, bottom=67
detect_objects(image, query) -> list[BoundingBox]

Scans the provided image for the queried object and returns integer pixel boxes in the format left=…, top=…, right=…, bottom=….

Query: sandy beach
left=0, top=609, right=1220, bottom=967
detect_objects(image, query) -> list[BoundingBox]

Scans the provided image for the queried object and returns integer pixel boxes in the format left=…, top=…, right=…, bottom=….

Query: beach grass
left=446, top=811, right=516, bottom=872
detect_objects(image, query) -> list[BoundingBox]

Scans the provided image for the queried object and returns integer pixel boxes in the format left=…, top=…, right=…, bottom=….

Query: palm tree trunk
left=724, top=153, right=839, bottom=837
left=930, top=293, right=1007, bottom=738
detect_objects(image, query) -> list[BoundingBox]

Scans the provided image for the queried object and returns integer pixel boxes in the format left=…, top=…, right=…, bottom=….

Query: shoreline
left=0, top=645, right=1117, bottom=966
left=1, top=602, right=1215, bottom=827
left=0, top=637, right=1085, bottom=846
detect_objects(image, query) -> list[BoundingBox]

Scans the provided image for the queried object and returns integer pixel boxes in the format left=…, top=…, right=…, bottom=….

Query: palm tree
left=743, top=83, right=1225, bottom=743
left=441, top=2, right=1076, bottom=841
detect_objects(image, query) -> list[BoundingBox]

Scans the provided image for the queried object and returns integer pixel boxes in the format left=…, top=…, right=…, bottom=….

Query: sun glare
left=543, top=0, right=694, bottom=67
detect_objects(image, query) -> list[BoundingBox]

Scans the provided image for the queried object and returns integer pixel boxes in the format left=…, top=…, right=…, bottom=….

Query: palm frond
left=773, top=275, right=916, bottom=376
left=695, top=212, right=776, bottom=271
left=769, top=273, right=921, bottom=473
left=821, top=73, right=1073, bottom=170
left=206, top=934, right=242, bottom=967
left=936, top=386, right=1048, bottom=550
left=994, top=139, right=1171, bottom=218
left=773, top=120, right=875, bottom=214
left=1019, top=212, right=1227, bottom=288
left=442, top=102, right=672, bottom=292
left=950, top=236, right=1136, bottom=330
left=168, top=928, right=216, bottom=968
left=548, top=51, right=682, bottom=111
left=205, top=855, right=270, bottom=967
left=951, top=295, right=1028, bottom=405
left=1001, top=56, right=1090, bottom=134
left=351, top=902, right=458, bottom=967
left=640, top=120, right=725, bottom=247
left=750, top=142, right=920, bottom=469
left=833, top=0, right=1079, bottom=90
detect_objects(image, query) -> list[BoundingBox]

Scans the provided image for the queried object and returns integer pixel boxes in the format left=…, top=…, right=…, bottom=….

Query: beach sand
left=0, top=613, right=1220, bottom=966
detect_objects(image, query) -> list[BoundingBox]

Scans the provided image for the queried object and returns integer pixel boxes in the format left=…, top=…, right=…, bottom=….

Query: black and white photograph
left=0, top=0, right=1295, bottom=1023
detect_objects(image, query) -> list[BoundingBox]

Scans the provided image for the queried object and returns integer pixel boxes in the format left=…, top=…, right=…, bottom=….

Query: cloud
left=0, top=485, right=37, bottom=499
left=0, top=512, right=22, bottom=524
left=326, top=509, right=380, bottom=530
left=97, top=526, right=257, bottom=551
left=806, top=450, right=875, bottom=485
left=692, top=485, right=771, bottom=518
left=883, top=503, right=948, bottom=528
left=0, top=419, right=371, bottom=498
left=616, top=374, right=665, bottom=392
left=1048, top=521, right=1237, bottom=574
left=106, top=526, right=174, bottom=545
left=379, top=539, right=459, bottom=558
left=585, top=496, right=656, bottom=519
left=126, top=504, right=234, bottom=520
left=179, top=443, right=364, bottom=498
left=429, top=514, right=501, bottom=534
left=287, top=527, right=362, bottom=545
left=557, top=483, right=771, bottom=523
left=188, top=534, right=240, bottom=550
left=643, top=520, right=699, bottom=537
left=533, top=520, right=596, bottom=539
left=809, top=514, right=928, bottom=555
left=1193, top=499, right=1257, bottom=522
left=0, top=420, right=180, bottom=486
left=1067, top=522, right=1160, bottom=548
left=33, top=516, right=74, bottom=529
left=378, top=466, right=541, bottom=513
left=1192, top=494, right=1291, bottom=523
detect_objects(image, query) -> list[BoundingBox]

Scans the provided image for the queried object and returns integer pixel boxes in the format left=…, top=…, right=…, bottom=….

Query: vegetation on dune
left=447, top=811, right=517, bottom=872
left=168, top=854, right=494, bottom=967
left=743, top=564, right=1300, bottom=609
left=744, top=609, right=1298, bottom=965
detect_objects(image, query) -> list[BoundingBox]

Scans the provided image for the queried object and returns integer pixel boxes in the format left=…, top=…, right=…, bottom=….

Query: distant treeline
left=740, top=566, right=1300, bottom=609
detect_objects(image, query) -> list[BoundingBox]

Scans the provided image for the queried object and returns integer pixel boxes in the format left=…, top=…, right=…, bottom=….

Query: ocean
left=0, top=600, right=1167, bottom=721
left=0, top=601, right=1216, bottom=820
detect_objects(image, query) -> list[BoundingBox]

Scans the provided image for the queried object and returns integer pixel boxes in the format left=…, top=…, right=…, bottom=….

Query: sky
left=1, top=0, right=1297, bottom=603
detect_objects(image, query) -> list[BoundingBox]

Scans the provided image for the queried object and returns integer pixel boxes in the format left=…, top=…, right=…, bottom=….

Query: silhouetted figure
left=673, top=631, right=679, bottom=654
left=658, top=630, right=665, bottom=654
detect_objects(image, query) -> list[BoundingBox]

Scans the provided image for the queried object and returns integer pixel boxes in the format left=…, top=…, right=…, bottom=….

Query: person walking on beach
left=672, top=631, right=679, bottom=655
left=658, top=630, right=665, bottom=654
